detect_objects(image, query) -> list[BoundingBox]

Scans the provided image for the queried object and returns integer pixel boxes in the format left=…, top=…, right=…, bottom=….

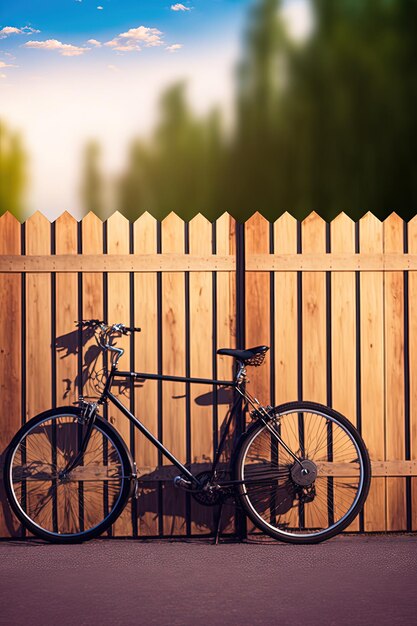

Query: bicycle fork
left=60, top=401, right=98, bottom=476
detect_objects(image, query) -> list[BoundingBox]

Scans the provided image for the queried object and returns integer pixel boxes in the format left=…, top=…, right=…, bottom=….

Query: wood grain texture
left=274, top=213, right=298, bottom=404
left=246, top=253, right=417, bottom=271
left=106, top=212, right=132, bottom=536
left=408, top=216, right=417, bottom=530
left=26, top=212, right=52, bottom=419
left=301, top=213, right=327, bottom=404
left=301, top=213, right=327, bottom=530
left=216, top=214, right=236, bottom=535
left=161, top=213, right=186, bottom=535
left=245, top=213, right=270, bottom=409
left=133, top=213, right=159, bottom=536
left=81, top=213, right=104, bottom=401
left=359, top=213, right=385, bottom=530
left=25, top=212, right=52, bottom=536
left=81, top=212, right=105, bottom=531
left=55, top=212, right=78, bottom=406
left=330, top=213, right=358, bottom=531
left=188, top=215, right=213, bottom=534
left=384, top=214, right=407, bottom=530
left=0, top=213, right=21, bottom=537
left=0, top=254, right=235, bottom=272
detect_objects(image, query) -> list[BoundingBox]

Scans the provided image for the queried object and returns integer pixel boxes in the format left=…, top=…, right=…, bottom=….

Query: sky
left=0, top=0, right=313, bottom=219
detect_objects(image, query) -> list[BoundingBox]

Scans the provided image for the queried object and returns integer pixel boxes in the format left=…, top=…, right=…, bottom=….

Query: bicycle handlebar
left=75, top=320, right=141, bottom=335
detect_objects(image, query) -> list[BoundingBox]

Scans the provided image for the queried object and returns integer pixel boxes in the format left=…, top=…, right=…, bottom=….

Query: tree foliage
left=0, top=120, right=27, bottom=219
left=107, top=0, right=417, bottom=221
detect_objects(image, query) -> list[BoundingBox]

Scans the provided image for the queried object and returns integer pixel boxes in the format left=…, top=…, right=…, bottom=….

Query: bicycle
left=4, top=319, right=371, bottom=544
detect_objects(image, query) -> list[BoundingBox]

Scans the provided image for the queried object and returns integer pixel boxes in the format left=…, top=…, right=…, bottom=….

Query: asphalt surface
left=0, top=535, right=416, bottom=626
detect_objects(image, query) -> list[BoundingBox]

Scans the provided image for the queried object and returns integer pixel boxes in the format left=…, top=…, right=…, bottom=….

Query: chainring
left=191, top=471, right=235, bottom=507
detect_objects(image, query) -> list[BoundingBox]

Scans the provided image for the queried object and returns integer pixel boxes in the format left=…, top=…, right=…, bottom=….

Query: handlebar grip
left=124, top=326, right=141, bottom=333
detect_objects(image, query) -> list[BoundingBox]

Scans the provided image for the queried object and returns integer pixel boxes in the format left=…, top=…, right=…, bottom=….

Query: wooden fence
left=0, top=209, right=416, bottom=538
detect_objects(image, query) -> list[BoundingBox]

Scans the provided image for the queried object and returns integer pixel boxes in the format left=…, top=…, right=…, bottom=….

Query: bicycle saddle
left=217, top=346, right=269, bottom=366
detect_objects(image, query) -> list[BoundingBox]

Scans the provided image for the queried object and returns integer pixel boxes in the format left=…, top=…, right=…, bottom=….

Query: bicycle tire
left=235, top=401, right=371, bottom=544
left=4, top=406, right=134, bottom=544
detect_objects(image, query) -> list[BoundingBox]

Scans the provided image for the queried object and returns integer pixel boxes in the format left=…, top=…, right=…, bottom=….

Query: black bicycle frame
left=101, top=366, right=240, bottom=487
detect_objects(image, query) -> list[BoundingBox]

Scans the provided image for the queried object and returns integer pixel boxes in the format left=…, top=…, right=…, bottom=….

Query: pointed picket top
left=107, top=210, right=130, bottom=254
left=82, top=211, right=103, bottom=228
left=274, top=212, right=297, bottom=254
left=161, top=211, right=184, bottom=253
left=383, top=212, right=404, bottom=252
left=26, top=210, right=50, bottom=228
left=301, top=211, right=326, bottom=253
left=245, top=211, right=270, bottom=254
left=134, top=211, right=157, bottom=254
left=215, top=212, right=234, bottom=255
left=54, top=211, right=78, bottom=254
left=301, top=210, right=326, bottom=227
left=358, top=212, right=383, bottom=253
left=189, top=213, right=212, bottom=255
left=81, top=211, right=103, bottom=254
left=26, top=211, right=51, bottom=255
left=55, top=210, right=77, bottom=226
left=408, top=214, right=417, bottom=253
left=330, top=212, right=355, bottom=253
left=0, top=211, right=21, bottom=254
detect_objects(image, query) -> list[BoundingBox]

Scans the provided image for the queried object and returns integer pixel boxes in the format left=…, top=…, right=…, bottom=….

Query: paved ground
left=0, top=535, right=416, bottom=626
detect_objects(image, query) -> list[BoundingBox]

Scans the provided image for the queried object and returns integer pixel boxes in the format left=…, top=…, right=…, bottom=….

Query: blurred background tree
left=118, top=83, right=224, bottom=221
left=80, top=141, right=105, bottom=216
left=111, top=0, right=417, bottom=222
left=0, top=120, right=27, bottom=219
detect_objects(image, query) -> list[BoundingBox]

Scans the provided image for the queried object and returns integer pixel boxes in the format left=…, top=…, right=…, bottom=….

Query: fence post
left=234, top=221, right=247, bottom=540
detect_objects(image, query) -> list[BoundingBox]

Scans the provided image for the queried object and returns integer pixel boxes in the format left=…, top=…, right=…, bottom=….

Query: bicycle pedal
left=173, top=476, right=194, bottom=491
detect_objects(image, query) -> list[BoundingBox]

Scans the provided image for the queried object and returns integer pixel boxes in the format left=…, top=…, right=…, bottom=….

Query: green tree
left=0, top=120, right=27, bottom=219
left=80, top=141, right=105, bottom=215
left=118, top=82, right=224, bottom=221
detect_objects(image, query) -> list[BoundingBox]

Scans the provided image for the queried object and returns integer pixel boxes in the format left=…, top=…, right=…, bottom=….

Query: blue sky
left=0, top=1, right=250, bottom=63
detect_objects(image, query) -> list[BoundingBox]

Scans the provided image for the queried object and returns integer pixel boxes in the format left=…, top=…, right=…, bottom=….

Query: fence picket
left=274, top=213, right=298, bottom=404
left=384, top=214, right=407, bottom=530
left=134, top=212, right=159, bottom=536
left=161, top=213, right=186, bottom=535
left=360, top=213, right=385, bottom=530
left=408, top=216, right=417, bottom=530
left=331, top=213, right=358, bottom=531
left=0, top=213, right=21, bottom=537
left=245, top=213, right=270, bottom=409
left=107, top=212, right=132, bottom=536
left=25, top=212, right=52, bottom=535
left=189, top=214, right=213, bottom=534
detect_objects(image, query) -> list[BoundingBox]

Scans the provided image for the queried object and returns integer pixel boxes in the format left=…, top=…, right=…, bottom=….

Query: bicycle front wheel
left=4, top=407, right=133, bottom=543
left=236, top=401, right=371, bottom=544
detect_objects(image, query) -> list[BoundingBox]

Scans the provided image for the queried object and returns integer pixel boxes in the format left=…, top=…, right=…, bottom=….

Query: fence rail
left=0, top=209, right=416, bottom=538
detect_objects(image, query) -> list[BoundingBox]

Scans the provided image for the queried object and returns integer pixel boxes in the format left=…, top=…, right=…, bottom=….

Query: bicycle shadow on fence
left=17, top=329, right=241, bottom=536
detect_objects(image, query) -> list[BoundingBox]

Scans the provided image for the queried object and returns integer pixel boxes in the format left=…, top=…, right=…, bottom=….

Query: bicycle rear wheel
left=4, top=407, right=133, bottom=543
left=235, top=401, right=371, bottom=543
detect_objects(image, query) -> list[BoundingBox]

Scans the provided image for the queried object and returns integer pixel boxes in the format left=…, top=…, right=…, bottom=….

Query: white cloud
left=0, top=73, right=6, bottom=79
left=0, top=60, right=17, bottom=68
left=23, top=39, right=90, bottom=57
left=0, top=26, right=40, bottom=39
left=87, top=39, right=102, bottom=46
left=166, top=44, right=183, bottom=53
left=119, top=26, right=163, bottom=46
left=171, top=3, right=191, bottom=11
left=106, top=26, right=164, bottom=53
left=107, top=64, right=119, bottom=72
left=97, top=6, right=103, bottom=9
